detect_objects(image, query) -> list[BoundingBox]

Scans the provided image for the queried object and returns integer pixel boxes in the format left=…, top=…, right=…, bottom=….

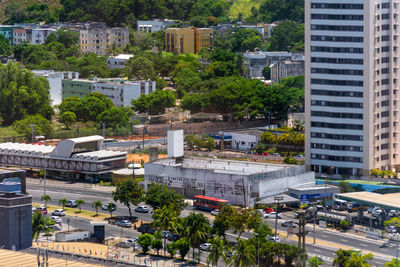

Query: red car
left=265, top=208, right=275, bottom=214
left=258, top=152, right=269, bottom=156
left=35, top=206, right=47, bottom=215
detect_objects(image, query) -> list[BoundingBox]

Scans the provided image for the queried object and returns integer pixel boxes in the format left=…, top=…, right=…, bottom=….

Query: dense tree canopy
left=267, top=21, right=304, bottom=52
left=132, top=89, right=176, bottom=115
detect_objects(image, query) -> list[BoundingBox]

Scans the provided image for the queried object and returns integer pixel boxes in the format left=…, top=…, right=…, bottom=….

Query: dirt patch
left=126, top=153, right=167, bottom=163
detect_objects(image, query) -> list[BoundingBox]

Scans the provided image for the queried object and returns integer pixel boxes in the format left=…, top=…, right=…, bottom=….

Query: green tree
left=58, top=198, right=68, bottom=209
left=0, top=35, right=12, bottom=56
left=309, top=256, right=324, bottom=267
left=338, top=181, right=356, bottom=193
left=60, top=111, right=76, bottom=129
left=207, top=236, right=226, bottom=267
left=112, top=179, right=144, bottom=218
left=92, top=201, right=102, bottom=216
left=175, top=238, right=190, bottom=261
left=181, top=94, right=204, bottom=113
left=152, top=205, right=180, bottom=256
left=125, top=56, right=155, bottom=80
left=183, top=212, right=210, bottom=261
left=151, top=232, right=163, bottom=255
left=333, top=249, right=373, bottom=267
left=213, top=204, right=234, bottom=238
left=190, top=0, right=228, bottom=18
left=32, top=212, right=55, bottom=241
left=80, top=92, right=114, bottom=122
left=105, top=202, right=116, bottom=218
left=105, top=42, right=122, bottom=57
left=13, top=114, right=53, bottom=141
left=167, top=243, right=176, bottom=258
left=229, top=239, right=256, bottom=267
left=231, top=208, right=250, bottom=238
left=262, top=66, right=271, bottom=80
left=76, top=199, right=85, bottom=213
left=386, top=258, right=400, bottom=267
left=267, top=21, right=304, bottom=52
left=259, top=0, right=304, bottom=23
left=97, top=107, right=129, bottom=129
left=145, top=184, right=186, bottom=211
left=59, top=96, right=83, bottom=118
left=138, top=233, right=153, bottom=254
left=77, top=53, right=111, bottom=78
left=41, top=195, right=51, bottom=206
left=132, top=90, right=176, bottom=115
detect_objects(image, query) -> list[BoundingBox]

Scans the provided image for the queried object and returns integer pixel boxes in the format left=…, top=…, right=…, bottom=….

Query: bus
left=193, top=195, right=229, bottom=211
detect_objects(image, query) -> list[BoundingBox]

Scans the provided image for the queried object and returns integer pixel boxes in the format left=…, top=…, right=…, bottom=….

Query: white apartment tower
left=305, top=0, right=400, bottom=176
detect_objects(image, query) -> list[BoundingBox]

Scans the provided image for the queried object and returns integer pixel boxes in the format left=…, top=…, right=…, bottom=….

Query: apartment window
left=381, top=154, right=389, bottom=160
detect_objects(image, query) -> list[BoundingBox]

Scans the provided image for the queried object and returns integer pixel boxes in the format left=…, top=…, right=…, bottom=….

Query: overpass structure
left=0, top=136, right=126, bottom=180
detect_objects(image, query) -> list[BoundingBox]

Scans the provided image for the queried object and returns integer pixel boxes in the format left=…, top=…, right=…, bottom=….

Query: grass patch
left=33, top=202, right=109, bottom=221
left=0, top=126, right=19, bottom=136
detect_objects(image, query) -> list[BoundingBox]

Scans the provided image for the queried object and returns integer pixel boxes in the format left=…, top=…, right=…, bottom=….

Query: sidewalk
left=27, top=177, right=115, bottom=193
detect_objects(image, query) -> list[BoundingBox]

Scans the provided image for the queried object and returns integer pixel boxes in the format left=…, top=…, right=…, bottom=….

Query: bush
left=174, top=238, right=190, bottom=260
left=167, top=243, right=176, bottom=258
left=151, top=238, right=163, bottom=255
left=284, top=156, right=297, bottom=165
left=138, top=233, right=153, bottom=254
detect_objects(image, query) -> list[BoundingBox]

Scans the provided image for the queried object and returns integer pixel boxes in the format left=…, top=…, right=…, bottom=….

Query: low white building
left=32, top=70, right=79, bottom=106
left=223, top=129, right=264, bottom=151
left=31, top=28, right=57, bottom=44
left=137, top=19, right=175, bottom=33
left=107, top=54, right=134, bottom=69
left=145, top=157, right=315, bottom=207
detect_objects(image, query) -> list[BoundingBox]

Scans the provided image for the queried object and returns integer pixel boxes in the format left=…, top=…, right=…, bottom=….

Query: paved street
left=28, top=180, right=395, bottom=266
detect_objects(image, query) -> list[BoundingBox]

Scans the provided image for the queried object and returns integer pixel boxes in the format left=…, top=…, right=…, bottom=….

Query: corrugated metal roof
left=72, top=150, right=126, bottom=160
left=0, top=142, right=54, bottom=155
left=68, top=135, right=104, bottom=144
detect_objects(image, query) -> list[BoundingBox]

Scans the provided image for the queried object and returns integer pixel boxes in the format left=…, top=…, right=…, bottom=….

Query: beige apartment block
left=165, top=27, right=213, bottom=54
left=305, top=0, right=400, bottom=176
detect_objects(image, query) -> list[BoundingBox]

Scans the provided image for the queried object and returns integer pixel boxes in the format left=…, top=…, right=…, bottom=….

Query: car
left=264, top=212, right=282, bottom=219
left=347, top=202, right=367, bottom=212
left=388, top=210, right=399, bottom=217
left=126, top=238, right=138, bottom=245
left=117, top=241, right=131, bottom=248
left=102, top=204, right=116, bottom=211
left=119, top=220, right=132, bottom=228
left=258, top=152, right=269, bottom=156
left=268, top=236, right=281, bottom=243
left=50, top=216, right=62, bottom=223
left=137, top=224, right=151, bottom=233
left=132, top=243, right=142, bottom=251
left=35, top=206, right=47, bottom=215
left=315, top=205, right=325, bottom=212
left=135, top=206, right=150, bottom=213
left=167, top=233, right=180, bottom=241
left=387, top=225, right=397, bottom=233
left=271, top=153, right=281, bottom=157
left=293, top=212, right=299, bottom=218
left=199, top=243, right=212, bottom=251
left=265, top=208, right=275, bottom=214
left=367, top=206, right=376, bottom=213
left=52, top=209, right=66, bottom=216
left=282, top=221, right=296, bottom=228
left=372, top=209, right=383, bottom=217
left=32, top=206, right=36, bottom=213
left=66, top=200, right=77, bottom=207
left=256, top=209, right=266, bottom=216
left=293, top=154, right=304, bottom=159
left=162, top=231, right=170, bottom=238
left=211, top=209, right=219, bottom=216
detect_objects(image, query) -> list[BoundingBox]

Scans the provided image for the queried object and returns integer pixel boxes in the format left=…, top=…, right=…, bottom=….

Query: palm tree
left=386, top=258, right=400, bottom=267
left=229, top=239, right=256, bottom=267
left=333, top=249, right=373, bottom=267
left=183, top=212, right=210, bottom=261
left=58, top=198, right=68, bottom=209
left=76, top=199, right=85, bottom=213
left=32, top=212, right=55, bottom=241
left=106, top=202, right=116, bottom=218
left=207, top=236, right=226, bottom=267
left=41, top=195, right=51, bottom=206
left=309, top=256, right=324, bottom=267
left=92, top=201, right=102, bottom=216
left=152, top=205, right=179, bottom=256
left=106, top=42, right=121, bottom=56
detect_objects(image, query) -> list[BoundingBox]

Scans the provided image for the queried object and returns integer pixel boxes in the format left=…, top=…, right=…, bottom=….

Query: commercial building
left=165, top=27, right=213, bottom=54
left=145, top=157, right=315, bottom=207
left=222, top=129, right=264, bottom=151
left=305, top=0, right=400, bottom=176
left=270, top=60, right=305, bottom=84
left=62, top=78, right=156, bottom=107
left=0, top=192, right=32, bottom=250
left=137, top=19, right=175, bottom=33
left=0, top=136, right=126, bottom=181
left=107, top=54, right=134, bottom=69
left=32, top=70, right=79, bottom=106
left=288, top=184, right=340, bottom=204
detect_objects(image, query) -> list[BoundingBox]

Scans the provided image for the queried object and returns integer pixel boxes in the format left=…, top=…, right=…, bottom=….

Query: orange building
left=165, top=27, right=213, bottom=54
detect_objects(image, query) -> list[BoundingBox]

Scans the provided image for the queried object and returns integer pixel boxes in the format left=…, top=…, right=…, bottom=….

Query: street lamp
left=274, top=196, right=284, bottom=242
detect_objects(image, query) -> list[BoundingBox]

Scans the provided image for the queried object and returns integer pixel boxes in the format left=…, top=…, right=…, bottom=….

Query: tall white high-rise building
left=305, top=0, right=400, bottom=176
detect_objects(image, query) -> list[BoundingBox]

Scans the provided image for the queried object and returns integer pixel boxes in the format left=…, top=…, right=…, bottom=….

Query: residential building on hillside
left=137, top=19, right=175, bottom=33
left=165, top=27, right=213, bottom=54
left=305, top=0, right=399, bottom=176
left=0, top=25, right=16, bottom=45
left=31, top=27, right=57, bottom=44
left=32, top=70, right=79, bottom=106
left=62, top=78, right=155, bottom=107
left=271, top=60, right=305, bottom=84
left=107, top=54, right=134, bottom=69
left=13, top=28, right=27, bottom=45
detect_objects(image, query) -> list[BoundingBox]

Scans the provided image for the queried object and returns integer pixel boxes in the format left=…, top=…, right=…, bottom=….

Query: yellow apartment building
left=165, top=27, right=213, bottom=54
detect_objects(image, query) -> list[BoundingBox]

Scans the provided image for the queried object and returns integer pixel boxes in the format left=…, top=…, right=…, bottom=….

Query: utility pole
left=274, top=196, right=283, bottom=242
left=296, top=212, right=308, bottom=267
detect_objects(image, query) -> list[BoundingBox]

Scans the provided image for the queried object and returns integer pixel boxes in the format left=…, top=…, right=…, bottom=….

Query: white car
left=264, top=212, right=282, bottom=219
left=200, top=243, right=212, bottom=251
left=256, top=209, right=266, bottom=217
left=271, top=153, right=281, bottom=157
left=268, top=236, right=281, bottom=243
left=52, top=209, right=66, bottom=216
left=50, top=216, right=62, bottom=223
left=135, top=206, right=150, bottom=213
left=211, top=209, right=219, bottom=216
left=293, top=154, right=304, bottom=159
left=66, top=200, right=78, bottom=207
left=126, top=238, right=138, bottom=245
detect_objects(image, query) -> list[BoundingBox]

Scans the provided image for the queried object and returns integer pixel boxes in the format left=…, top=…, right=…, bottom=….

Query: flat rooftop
left=153, top=157, right=292, bottom=175
left=336, top=192, right=400, bottom=210
left=290, top=184, right=339, bottom=192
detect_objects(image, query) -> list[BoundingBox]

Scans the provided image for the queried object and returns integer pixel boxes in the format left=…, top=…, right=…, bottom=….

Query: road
left=102, top=138, right=167, bottom=149
left=28, top=181, right=394, bottom=266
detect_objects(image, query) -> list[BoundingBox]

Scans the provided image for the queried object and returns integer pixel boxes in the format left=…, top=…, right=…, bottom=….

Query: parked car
left=264, top=212, right=282, bottom=219
left=372, top=209, right=383, bottom=217
left=137, top=224, right=156, bottom=234
left=32, top=206, right=36, bottom=214
left=199, top=243, right=212, bottom=251
left=126, top=238, right=138, bottom=245
left=258, top=152, right=269, bottom=156
left=50, top=216, right=62, bottom=223
left=293, top=154, right=304, bottom=159
left=211, top=209, right=219, bottom=216
left=135, top=206, right=150, bottom=213
left=268, top=236, right=281, bottom=243
left=271, top=153, right=281, bottom=157
left=52, top=209, right=66, bottom=216
left=387, top=225, right=397, bottom=233
left=256, top=209, right=266, bottom=217
left=102, top=204, right=116, bottom=211
left=117, top=241, right=131, bottom=248
left=265, top=208, right=275, bottom=214
left=162, top=231, right=170, bottom=238
left=66, top=200, right=77, bottom=207
left=282, top=221, right=296, bottom=228
left=119, top=220, right=132, bottom=228
left=388, top=210, right=399, bottom=217
left=35, top=206, right=47, bottom=215
left=132, top=243, right=142, bottom=251
left=367, top=206, right=376, bottom=213
left=347, top=202, right=367, bottom=212
left=293, top=212, right=299, bottom=218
